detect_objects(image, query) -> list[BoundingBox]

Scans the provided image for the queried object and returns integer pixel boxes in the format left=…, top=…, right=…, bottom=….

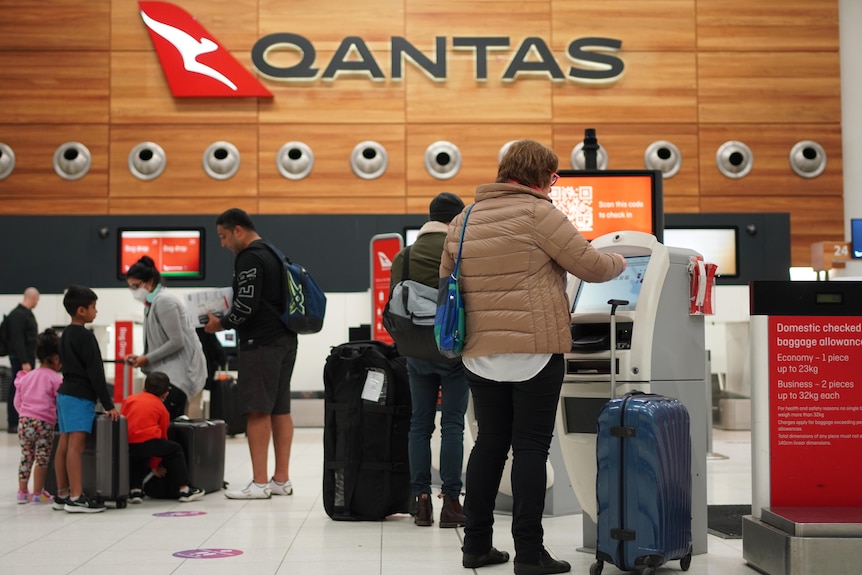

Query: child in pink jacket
left=14, top=329, right=62, bottom=504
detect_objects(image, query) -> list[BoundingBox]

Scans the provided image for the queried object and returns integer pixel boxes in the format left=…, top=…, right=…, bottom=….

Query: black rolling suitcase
left=145, top=419, right=226, bottom=497
left=169, top=419, right=226, bottom=493
left=591, top=300, right=693, bottom=575
left=322, top=341, right=412, bottom=520
left=82, top=415, right=130, bottom=508
left=209, top=373, right=246, bottom=436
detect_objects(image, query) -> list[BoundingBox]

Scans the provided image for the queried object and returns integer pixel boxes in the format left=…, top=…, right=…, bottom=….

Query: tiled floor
left=0, top=427, right=757, bottom=575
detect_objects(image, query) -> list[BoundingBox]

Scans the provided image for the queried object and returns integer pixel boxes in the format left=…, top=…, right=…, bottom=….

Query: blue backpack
left=262, top=242, right=327, bottom=334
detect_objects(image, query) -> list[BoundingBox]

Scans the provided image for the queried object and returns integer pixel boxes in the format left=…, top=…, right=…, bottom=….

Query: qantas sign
left=140, top=1, right=625, bottom=98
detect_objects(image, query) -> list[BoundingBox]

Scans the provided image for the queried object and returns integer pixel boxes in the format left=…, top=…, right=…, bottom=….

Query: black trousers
left=128, top=438, right=189, bottom=490
left=461, top=354, right=564, bottom=564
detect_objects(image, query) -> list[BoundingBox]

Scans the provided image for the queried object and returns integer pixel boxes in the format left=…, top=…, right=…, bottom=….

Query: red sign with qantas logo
left=139, top=1, right=272, bottom=98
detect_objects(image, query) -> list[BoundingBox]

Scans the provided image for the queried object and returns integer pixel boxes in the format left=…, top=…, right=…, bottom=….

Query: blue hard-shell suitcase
left=592, top=392, right=693, bottom=575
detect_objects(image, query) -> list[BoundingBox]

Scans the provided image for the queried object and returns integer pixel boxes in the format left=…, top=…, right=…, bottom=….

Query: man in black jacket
left=5, top=287, right=39, bottom=433
left=204, top=208, right=298, bottom=500
left=390, top=193, right=469, bottom=528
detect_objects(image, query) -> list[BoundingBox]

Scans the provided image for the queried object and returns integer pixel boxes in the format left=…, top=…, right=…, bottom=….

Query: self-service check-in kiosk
left=555, top=231, right=709, bottom=554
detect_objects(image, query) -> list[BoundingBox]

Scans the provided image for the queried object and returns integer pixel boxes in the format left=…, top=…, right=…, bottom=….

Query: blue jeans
left=406, top=357, right=469, bottom=499
left=461, top=354, right=564, bottom=565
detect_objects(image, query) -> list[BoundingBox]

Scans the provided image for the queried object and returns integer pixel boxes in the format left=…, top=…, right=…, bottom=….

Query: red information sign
left=114, top=321, right=134, bottom=404
left=769, top=316, right=862, bottom=507
left=370, top=234, right=403, bottom=344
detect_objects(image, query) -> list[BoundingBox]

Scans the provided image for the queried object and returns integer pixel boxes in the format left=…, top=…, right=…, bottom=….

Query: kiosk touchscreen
left=556, top=230, right=709, bottom=554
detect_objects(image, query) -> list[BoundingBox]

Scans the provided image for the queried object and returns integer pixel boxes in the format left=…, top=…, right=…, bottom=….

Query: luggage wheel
left=116, top=497, right=127, bottom=509
left=680, top=552, right=692, bottom=571
left=589, top=560, right=603, bottom=575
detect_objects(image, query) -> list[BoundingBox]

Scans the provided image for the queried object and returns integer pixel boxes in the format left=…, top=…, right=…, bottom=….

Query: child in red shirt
left=120, top=371, right=204, bottom=503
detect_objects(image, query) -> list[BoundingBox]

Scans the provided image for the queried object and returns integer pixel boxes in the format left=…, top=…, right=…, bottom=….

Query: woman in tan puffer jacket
left=446, top=139, right=625, bottom=575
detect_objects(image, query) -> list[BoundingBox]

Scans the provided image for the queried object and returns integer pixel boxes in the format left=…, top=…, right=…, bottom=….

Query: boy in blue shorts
left=53, top=285, right=120, bottom=513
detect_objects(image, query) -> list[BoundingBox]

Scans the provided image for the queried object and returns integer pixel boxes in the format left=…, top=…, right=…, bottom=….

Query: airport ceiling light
left=350, top=141, right=388, bottom=180
left=570, top=142, right=609, bottom=170
left=203, top=141, right=241, bottom=180
left=128, top=142, right=167, bottom=181
left=424, top=141, right=462, bottom=180
left=716, top=140, right=753, bottom=179
left=0, top=143, right=15, bottom=180
left=53, top=142, right=92, bottom=181
left=277, top=141, right=314, bottom=180
left=789, top=140, right=827, bottom=179
left=644, top=140, right=682, bottom=179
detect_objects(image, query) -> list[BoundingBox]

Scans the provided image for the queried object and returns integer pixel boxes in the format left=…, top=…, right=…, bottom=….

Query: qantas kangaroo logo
left=139, top=1, right=272, bottom=98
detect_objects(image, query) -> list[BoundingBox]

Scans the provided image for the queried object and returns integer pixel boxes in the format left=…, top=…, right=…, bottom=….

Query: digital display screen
left=663, top=227, right=739, bottom=277
left=852, top=219, right=862, bottom=259
left=816, top=293, right=843, bottom=304
left=403, top=226, right=420, bottom=246
left=572, top=255, right=650, bottom=314
left=118, top=228, right=204, bottom=279
left=551, top=170, right=663, bottom=241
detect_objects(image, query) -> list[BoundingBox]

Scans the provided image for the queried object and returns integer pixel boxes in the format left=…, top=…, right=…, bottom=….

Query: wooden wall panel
left=257, top=124, right=406, bottom=205
left=407, top=53, right=552, bottom=123
left=259, top=51, right=405, bottom=124
left=113, top=0, right=261, bottom=52
left=552, top=52, right=697, bottom=124
left=111, top=53, right=260, bottom=124
left=405, top=124, right=554, bottom=208
left=0, top=124, right=109, bottom=209
left=108, top=198, right=259, bottom=216
left=552, top=124, right=701, bottom=200
left=260, top=0, right=405, bottom=50
left=109, top=125, right=259, bottom=202
left=698, top=125, right=842, bottom=197
left=697, top=1, right=839, bottom=51
left=698, top=53, right=841, bottom=124
left=0, top=0, right=846, bottom=267
left=551, top=0, right=696, bottom=51
left=0, top=0, right=109, bottom=51
left=0, top=53, right=109, bottom=124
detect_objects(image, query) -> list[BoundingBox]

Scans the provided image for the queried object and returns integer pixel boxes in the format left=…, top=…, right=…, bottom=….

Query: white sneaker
left=269, top=478, right=293, bottom=496
left=224, top=481, right=271, bottom=499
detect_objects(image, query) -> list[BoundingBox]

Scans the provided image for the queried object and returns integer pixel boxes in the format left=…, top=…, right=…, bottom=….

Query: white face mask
left=131, top=287, right=149, bottom=303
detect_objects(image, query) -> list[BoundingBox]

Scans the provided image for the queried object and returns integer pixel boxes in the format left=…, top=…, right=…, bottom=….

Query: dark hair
left=144, top=371, right=171, bottom=396
left=496, top=139, right=559, bottom=189
left=126, top=255, right=162, bottom=286
left=216, top=207, right=256, bottom=232
left=35, top=329, right=60, bottom=363
left=63, top=285, right=98, bottom=316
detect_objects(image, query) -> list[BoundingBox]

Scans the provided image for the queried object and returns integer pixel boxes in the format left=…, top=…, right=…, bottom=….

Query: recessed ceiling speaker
left=498, top=140, right=518, bottom=164
left=424, top=141, right=461, bottom=180
left=789, top=140, right=827, bottom=178
left=716, top=140, right=753, bottom=179
left=644, top=140, right=682, bottom=178
left=128, top=142, right=166, bottom=181
left=203, top=141, right=240, bottom=180
left=53, top=141, right=91, bottom=181
left=570, top=142, right=609, bottom=170
left=350, top=141, right=388, bottom=180
left=0, top=143, right=15, bottom=180
left=277, top=141, right=314, bottom=180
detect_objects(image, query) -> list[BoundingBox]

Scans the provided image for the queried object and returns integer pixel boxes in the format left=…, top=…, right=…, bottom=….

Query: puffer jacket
left=440, top=182, right=624, bottom=357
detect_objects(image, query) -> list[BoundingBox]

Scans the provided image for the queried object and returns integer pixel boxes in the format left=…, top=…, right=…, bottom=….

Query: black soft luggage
left=322, top=341, right=412, bottom=520
left=209, top=373, right=246, bottom=436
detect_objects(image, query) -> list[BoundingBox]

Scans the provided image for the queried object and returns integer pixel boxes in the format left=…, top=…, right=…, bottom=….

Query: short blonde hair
left=496, top=140, right=559, bottom=189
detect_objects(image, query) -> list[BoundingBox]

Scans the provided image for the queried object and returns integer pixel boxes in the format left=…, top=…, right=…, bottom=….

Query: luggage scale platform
left=742, top=507, right=862, bottom=575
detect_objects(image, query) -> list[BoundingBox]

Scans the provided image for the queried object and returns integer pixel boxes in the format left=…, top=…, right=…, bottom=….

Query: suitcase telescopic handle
left=607, top=299, right=629, bottom=399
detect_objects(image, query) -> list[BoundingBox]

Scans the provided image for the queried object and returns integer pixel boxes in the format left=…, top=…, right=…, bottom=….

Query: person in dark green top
left=389, top=192, right=470, bottom=528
